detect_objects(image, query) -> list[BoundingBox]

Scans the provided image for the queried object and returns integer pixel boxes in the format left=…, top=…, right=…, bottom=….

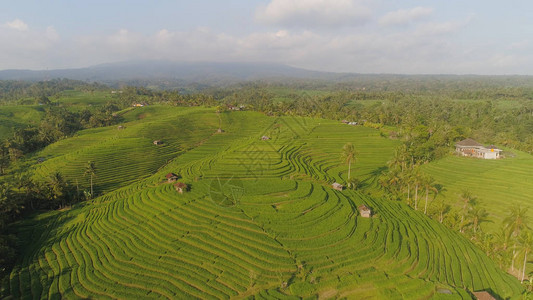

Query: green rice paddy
left=2, top=107, right=524, bottom=298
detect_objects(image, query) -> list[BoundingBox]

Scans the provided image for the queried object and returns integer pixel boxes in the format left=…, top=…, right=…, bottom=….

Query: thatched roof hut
left=165, top=173, right=179, bottom=182
left=332, top=182, right=344, bottom=191
left=358, top=205, right=372, bottom=218
left=174, top=182, right=188, bottom=193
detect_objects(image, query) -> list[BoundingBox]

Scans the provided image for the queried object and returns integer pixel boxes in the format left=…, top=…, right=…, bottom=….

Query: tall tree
left=459, top=190, right=475, bottom=233
left=422, top=175, right=436, bottom=215
left=47, top=172, right=67, bottom=208
left=84, top=161, right=97, bottom=198
left=504, top=206, right=529, bottom=272
left=504, top=206, right=529, bottom=238
left=434, top=199, right=450, bottom=223
left=411, top=167, right=422, bottom=210
left=341, top=143, right=356, bottom=184
left=516, top=230, right=533, bottom=283
left=467, top=206, right=490, bottom=235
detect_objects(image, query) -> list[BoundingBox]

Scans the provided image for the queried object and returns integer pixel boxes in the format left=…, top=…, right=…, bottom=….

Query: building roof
left=174, top=182, right=187, bottom=188
left=485, top=144, right=501, bottom=150
left=358, top=204, right=371, bottom=212
left=166, top=173, right=178, bottom=179
left=456, top=138, right=483, bottom=147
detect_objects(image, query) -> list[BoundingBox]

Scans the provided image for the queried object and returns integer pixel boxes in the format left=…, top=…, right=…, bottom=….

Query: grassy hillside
left=29, top=105, right=220, bottom=193
left=2, top=109, right=523, bottom=298
left=0, top=105, right=43, bottom=139
left=422, top=150, right=533, bottom=230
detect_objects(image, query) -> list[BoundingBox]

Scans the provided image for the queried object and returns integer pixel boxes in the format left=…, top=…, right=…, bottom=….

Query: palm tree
left=341, top=143, right=356, bottom=183
left=458, top=190, right=475, bottom=233
left=410, top=167, right=422, bottom=210
left=434, top=199, right=450, bottom=223
left=504, top=206, right=529, bottom=272
left=516, top=230, right=533, bottom=283
left=48, top=172, right=67, bottom=208
left=84, top=161, right=97, bottom=198
left=467, top=206, right=490, bottom=235
left=504, top=206, right=529, bottom=238
left=16, top=173, right=35, bottom=210
left=422, top=175, right=436, bottom=215
left=400, top=169, right=414, bottom=207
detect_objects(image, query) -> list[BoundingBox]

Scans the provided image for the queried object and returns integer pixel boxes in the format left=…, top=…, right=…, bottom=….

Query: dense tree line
left=0, top=103, right=121, bottom=175
left=0, top=79, right=108, bottom=103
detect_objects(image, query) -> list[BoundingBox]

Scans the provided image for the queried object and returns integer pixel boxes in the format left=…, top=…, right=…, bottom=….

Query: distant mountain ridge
left=0, top=61, right=334, bottom=83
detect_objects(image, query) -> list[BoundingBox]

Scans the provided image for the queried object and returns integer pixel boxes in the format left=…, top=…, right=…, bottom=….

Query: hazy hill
left=0, top=61, right=332, bottom=83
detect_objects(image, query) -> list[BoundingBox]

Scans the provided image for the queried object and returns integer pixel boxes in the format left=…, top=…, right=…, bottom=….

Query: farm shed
left=117, top=125, right=125, bottom=130
left=332, top=182, right=344, bottom=191
left=455, top=138, right=502, bottom=159
left=153, top=140, right=163, bottom=145
left=261, top=136, right=270, bottom=141
left=165, top=173, right=179, bottom=182
left=217, top=128, right=224, bottom=133
left=174, top=182, right=188, bottom=194
left=358, top=205, right=372, bottom=218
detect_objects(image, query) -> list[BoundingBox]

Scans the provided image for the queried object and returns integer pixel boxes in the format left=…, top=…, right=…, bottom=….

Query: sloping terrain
left=2, top=109, right=523, bottom=299
left=422, top=153, right=533, bottom=230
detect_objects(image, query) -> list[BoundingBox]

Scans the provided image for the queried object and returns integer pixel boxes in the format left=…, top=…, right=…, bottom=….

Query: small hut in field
left=261, top=136, right=270, bottom=141
left=358, top=205, right=372, bottom=218
left=217, top=128, right=224, bottom=133
left=174, top=182, right=188, bottom=194
left=117, top=125, right=125, bottom=130
left=332, top=182, right=344, bottom=191
left=153, top=140, right=163, bottom=145
left=165, top=173, right=179, bottom=182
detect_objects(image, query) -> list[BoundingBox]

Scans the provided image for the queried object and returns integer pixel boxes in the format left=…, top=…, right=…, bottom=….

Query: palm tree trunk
left=460, top=214, right=465, bottom=233
left=522, top=250, right=528, bottom=283
left=424, top=187, right=429, bottom=215
left=348, top=160, right=351, bottom=180
left=414, top=184, right=418, bottom=210
left=512, top=249, right=516, bottom=271
left=407, top=183, right=410, bottom=206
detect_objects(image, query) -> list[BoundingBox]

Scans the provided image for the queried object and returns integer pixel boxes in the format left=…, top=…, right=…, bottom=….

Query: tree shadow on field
left=14, top=208, right=79, bottom=260
left=363, top=166, right=388, bottom=186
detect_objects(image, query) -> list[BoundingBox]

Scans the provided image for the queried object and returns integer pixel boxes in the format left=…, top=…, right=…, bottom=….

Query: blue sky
left=1, top=0, right=531, bottom=74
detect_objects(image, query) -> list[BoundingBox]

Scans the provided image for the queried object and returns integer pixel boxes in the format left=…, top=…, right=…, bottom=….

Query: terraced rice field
left=2, top=109, right=523, bottom=298
left=422, top=152, right=533, bottom=230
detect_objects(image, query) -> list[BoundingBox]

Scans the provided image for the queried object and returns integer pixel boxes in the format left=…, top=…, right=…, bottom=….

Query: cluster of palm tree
left=380, top=149, right=533, bottom=284
left=479, top=206, right=531, bottom=284
left=379, top=146, right=440, bottom=216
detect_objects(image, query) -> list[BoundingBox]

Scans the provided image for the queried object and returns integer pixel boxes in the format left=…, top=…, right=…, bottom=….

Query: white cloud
left=255, top=0, right=372, bottom=28
left=45, top=26, right=59, bottom=41
left=414, top=19, right=469, bottom=36
left=0, top=13, right=530, bottom=75
left=5, top=19, right=28, bottom=31
left=379, top=7, right=433, bottom=27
